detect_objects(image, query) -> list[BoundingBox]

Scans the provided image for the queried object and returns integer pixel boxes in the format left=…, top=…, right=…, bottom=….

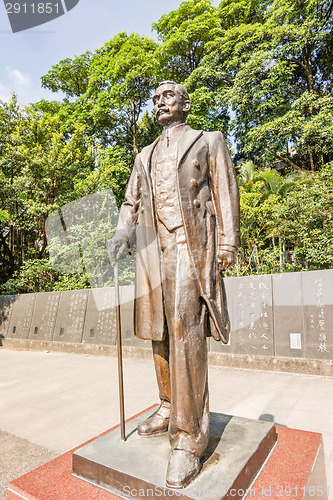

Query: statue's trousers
left=152, top=221, right=209, bottom=457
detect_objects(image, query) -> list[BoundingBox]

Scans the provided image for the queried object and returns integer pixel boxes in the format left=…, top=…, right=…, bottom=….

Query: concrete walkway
left=0, top=348, right=332, bottom=498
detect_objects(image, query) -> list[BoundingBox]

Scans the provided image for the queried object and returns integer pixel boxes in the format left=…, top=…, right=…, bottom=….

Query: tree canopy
left=0, top=0, right=332, bottom=293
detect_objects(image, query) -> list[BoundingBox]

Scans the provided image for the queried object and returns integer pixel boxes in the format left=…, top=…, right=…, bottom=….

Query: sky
left=0, top=0, right=192, bottom=104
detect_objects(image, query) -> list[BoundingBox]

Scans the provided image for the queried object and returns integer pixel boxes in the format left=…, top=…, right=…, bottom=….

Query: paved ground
left=0, top=348, right=332, bottom=499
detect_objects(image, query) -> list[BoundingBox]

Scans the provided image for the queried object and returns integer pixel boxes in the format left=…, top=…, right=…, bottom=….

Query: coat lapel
left=140, top=137, right=159, bottom=181
left=177, top=125, right=203, bottom=165
left=140, top=126, right=203, bottom=174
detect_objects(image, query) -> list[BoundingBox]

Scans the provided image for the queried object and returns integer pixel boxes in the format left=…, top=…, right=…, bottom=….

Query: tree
left=0, top=95, right=22, bottom=280
left=229, top=162, right=333, bottom=276
left=136, top=111, right=162, bottom=156
left=1, top=1, right=333, bottom=292
left=278, top=163, right=333, bottom=270
left=0, top=102, right=94, bottom=286
left=88, top=32, right=159, bottom=156
left=238, top=163, right=302, bottom=197
left=152, top=0, right=231, bottom=134
left=152, top=0, right=220, bottom=82
left=73, top=145, right=131, bottom=207
left=188, top=0, right=333, bottom=169
left=233, top=165, right=304, bottom=275
left=41, top=51, right=92, bottom=98
left=42, top=33, right=159, bottom=158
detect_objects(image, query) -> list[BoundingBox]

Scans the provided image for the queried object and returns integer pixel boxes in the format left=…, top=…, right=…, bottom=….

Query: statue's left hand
left=218, top=251, right=237, bottom=271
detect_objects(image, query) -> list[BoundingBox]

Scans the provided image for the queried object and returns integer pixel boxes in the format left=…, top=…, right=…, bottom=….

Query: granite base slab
left=72, top=408, right=277, bottom=500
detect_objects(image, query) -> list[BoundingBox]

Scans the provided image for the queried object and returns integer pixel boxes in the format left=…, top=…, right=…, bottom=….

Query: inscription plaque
left=0, top=295, right=16, bottom=338
left=53, top=289, right=89, bottom=343
left=290, top=333, right=302, bottom=350
left=302, top=270, right=333, bottom=360
left=232, top=274, right=274, bottom=356
left=273, top=272, right=305, bottom=358
left=82, top=288, right=116, bottom=345
left=28, top=291, right=61, bottom=341
left=7, top=293, right=37, bottom=339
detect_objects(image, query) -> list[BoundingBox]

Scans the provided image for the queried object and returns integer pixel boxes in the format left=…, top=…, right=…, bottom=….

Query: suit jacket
left=116, top=125, right=240, bottom=343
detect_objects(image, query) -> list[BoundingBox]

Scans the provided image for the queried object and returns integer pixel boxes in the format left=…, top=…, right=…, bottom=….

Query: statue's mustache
left=156, top=107, right=169, bottom=115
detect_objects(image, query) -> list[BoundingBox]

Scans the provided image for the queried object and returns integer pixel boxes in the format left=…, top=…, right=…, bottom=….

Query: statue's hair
left=157, top=80, right=190, bottom=103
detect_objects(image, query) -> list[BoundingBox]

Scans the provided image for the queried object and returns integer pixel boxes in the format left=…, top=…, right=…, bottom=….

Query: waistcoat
left=151, top=123, right=185, bottom=231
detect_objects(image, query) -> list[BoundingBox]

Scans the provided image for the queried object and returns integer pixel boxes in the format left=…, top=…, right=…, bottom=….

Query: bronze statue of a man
left=107, top=81, right=240, bottom=488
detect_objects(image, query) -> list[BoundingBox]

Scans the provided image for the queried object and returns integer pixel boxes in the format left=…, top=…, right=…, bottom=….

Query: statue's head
left=153, top=81, right=191, bottom=126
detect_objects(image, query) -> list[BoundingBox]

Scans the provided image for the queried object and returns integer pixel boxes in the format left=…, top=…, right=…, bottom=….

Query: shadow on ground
left=259, top=413, right=288, bottom=428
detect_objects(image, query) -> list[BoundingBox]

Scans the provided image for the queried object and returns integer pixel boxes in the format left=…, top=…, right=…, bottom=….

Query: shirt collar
left=161, top=122, right=186, bottom=143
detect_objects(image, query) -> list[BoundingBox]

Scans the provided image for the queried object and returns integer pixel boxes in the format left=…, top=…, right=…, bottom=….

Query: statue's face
left=153, top=84, right=189, bottom=126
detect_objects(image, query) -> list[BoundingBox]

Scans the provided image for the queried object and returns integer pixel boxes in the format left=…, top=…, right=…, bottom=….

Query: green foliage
left=0, top=259, right=59, bottom=294
left=233, top=185, right=283, bottom=275
left=152, top=0, right=220, bottom=82
left=228, top=163, right=333, bottom=276
left=46, top=191, right=117, bottom=288
left=189, top=0, right=333, bottom=169
left=238, top=164, right=302, bottom=197
left=277, top=163, right=333, bottom=270
left=41, top=52, right=93, bottom=98
left=52, top=273, right=90, bottom=291
left=137, top=112, right=162, bottom=152
left=186, top=86, right=229, bottom=133
left=1, top=0, right=333, bottom=293
left=0, top=259, right=90, bottom=294
left=73, top=146, right=131, bottom=207
left=0, top=97, right=95, bottom=287
left=41, top=33, right=158, bottom=156
left=87, top=32, right=159, bottom=155
left=246, top=92, right=333, bottom=170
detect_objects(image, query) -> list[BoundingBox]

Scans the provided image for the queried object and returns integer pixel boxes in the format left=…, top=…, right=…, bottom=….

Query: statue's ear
left=183, top=100, right=191, bottom=113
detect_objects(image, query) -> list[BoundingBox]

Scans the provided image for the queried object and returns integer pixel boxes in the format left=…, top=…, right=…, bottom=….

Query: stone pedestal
left=72, top=408, right=277, bottom=500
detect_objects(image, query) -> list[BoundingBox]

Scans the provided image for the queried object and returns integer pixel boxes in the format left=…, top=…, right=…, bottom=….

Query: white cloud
left=0, top=67, right=33, bottom=102
left=6, top=66, right=31, bottom=87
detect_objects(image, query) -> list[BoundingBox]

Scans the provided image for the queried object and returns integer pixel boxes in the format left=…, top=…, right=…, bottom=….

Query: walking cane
left=114, top=261, right=126, bottom=441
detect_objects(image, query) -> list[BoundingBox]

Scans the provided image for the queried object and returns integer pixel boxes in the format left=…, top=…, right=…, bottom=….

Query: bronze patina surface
left=107, top=81, right=240, bottom=486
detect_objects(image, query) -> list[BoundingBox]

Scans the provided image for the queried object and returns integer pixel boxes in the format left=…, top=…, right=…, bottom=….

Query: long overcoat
left=116, top=125, right=240, bottom=344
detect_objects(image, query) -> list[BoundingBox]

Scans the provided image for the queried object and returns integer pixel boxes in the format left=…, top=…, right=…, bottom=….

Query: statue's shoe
left=137, top=401, right=170, bottom=437
left=166, top=449, right=200, bottom=489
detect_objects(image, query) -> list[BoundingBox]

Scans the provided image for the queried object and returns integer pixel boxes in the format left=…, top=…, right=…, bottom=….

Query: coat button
left=193, top=199, right=200, bottom=208
left=193, top=159, right=199, bottom=168
left=141, top=206, right=144, bottom=213
left=191, top=178, right=197, bottom=187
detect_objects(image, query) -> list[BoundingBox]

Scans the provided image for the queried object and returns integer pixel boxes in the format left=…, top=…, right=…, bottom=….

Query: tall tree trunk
left=38, top=217, right=47, bottom=259
left=308, top=147, right=315, bottom=172
left=0, top=235, right=15, bottom=278
left=317, top=149, right=324, bottom=169
left=130, top=100, right=138, bottom=156
left=8, top=225, right=12, bottom=252
left=302, top=45, right=315, bottom=94
left=254, top=244, right=260, bottom=270
left=302, top=45, right=316, bottom=171
left=21, top=229, right=24, bottom=263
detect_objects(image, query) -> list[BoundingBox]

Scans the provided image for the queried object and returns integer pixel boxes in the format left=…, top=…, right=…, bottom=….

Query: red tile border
left=244, top=426, right=323, bottom=499
left=7, top=409, right=323, bottom=500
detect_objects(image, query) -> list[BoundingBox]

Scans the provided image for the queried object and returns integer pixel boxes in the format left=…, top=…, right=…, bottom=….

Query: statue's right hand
left=106, top=236, right=129, bottom=266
